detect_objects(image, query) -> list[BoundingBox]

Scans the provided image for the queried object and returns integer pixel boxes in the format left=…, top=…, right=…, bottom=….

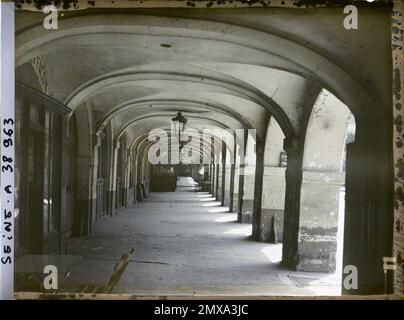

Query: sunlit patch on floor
left=214, top=214, right=237, bottom=222
left=208, top=207, right=229, bottom=213
left=199, top=197, right=216, bottom=202
left=202, top=202, right=222, bottom=207
left=223, top=225, right=252, bottom=236
left=260, top=244, right=282, bottom=263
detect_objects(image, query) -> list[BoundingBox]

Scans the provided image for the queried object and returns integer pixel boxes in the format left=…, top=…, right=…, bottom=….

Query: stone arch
left=238, top=131, right=257, bottom=228
left=62, top=67, right=291, bottom=140
left=96, top=97, right=252, bottom=137
left=297, top=89, right=354, bottom=274
left=259, top=118, right=286, bottom=243
left=223, top=139, right=233, bottom=209
left=15, top=13, right=385, bottom=125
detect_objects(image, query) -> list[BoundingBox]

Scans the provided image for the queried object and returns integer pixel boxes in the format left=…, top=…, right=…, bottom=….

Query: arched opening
left=259, top=118, right=286, bottom=263
left=238, top=132, right=257, bottom=230
left=293, top=89, right=356, bottom=293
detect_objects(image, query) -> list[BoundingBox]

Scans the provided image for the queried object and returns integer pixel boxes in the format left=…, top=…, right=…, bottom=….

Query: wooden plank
left=102, top=248, right=135, bottom=294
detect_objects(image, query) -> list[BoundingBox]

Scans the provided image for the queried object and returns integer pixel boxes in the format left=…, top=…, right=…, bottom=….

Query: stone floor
left=66, top=177, right=342, bottom=296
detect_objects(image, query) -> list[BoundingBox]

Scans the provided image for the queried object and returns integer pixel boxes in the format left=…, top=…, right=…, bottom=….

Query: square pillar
left=282, top=137, right=303, bottom=269
left=260, top=166, right=286, bottom=242
left=240, top=167, right=255, bottom=224
left=297, top=171, right=344, bottom=273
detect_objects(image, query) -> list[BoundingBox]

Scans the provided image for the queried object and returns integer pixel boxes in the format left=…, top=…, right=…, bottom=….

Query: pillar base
left=296, top=226, right=337, bottom=273
left=259, top=209, right=284, bottom=243
left=241, top=212, right=253, bottom=223
left=232, top=193, right=239, bottom=213
left=241, top=199, right=253, bottom=223
left=296, top=171, right=342, bottom=273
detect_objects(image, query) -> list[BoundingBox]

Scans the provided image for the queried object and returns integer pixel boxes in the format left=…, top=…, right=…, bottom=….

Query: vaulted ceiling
left=15, top=7, right=392, bottom=155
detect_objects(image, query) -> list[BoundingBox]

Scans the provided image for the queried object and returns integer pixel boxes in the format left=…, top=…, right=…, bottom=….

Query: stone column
left=91, top=133, right=102, bottom=223
left=210, top=163, right=215, bottom=195
left=240, top=168, right=255, bottom=224
left=134, top=152, right=139, bottom=200
left=229, top=135, right=237, bottom=211
left=224, top=167, right=232, bottom=207
left=132, top=150, right=138, bottom=203
left=143, top=154, right=150, bottom=194
left=136, top=153, right=143, bottom=201
left=106, top=123, right=115, bottom=215
left=260, top=118, right=286, bottom=243
left=237, top=130, right=248, bottom=221
left=215, top=163, right=220, bottom=199
left=260, top=167, right=286, bottom=242
left=73, top=105, right=96, bottom=237
left=228, top=162, right=236, bottom=210
left=210, top=138, right=216, bottom=196
left=237, top=165, right=245, bottom=223
left=75, top=156, right=94, bottom=236
left=224, top=140, right=233, bottom=208
left=110, top=140, right=121, bottom=212
left=343, top=120, right=393, bottom=294
left=281, top=137, right=304, bottom=269
left=296, top=171, right=344, bottom=272
left=232, top=165, right=240, bottom=213
left=124, top=151, right=134, bottom=207
left=252, top=141, right=265, bottom=240
left=221, top=142, right=227, bottom=206
left=217, top=162, right=223, bottom=202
